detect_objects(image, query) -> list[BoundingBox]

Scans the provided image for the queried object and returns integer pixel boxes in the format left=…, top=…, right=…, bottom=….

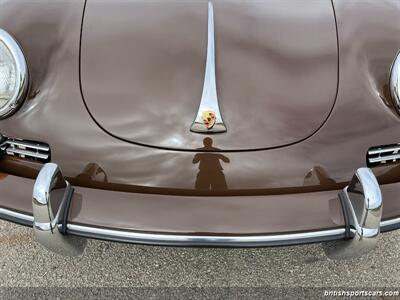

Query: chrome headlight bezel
left=0, top=28, right=28, bottom=119
left=390, top=52, right=400, bottom=113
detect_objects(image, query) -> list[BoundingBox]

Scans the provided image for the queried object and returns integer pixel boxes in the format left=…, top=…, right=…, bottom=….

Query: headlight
left=0, top=28, right=28, bottom=119
left=390, top=52, right=400, bottom=113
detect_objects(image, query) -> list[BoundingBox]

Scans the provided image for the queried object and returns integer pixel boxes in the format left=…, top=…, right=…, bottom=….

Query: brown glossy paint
left=80, top=0, right=338, bottom=151
left=0, top=173, right=345, bottom=234
left=1, top=172, right=400, bottom=234
left=0, top=0, right=400, bottom=234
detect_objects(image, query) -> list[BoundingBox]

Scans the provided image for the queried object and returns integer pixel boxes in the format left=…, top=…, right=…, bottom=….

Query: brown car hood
left=80, top=0, right=338, bottom=151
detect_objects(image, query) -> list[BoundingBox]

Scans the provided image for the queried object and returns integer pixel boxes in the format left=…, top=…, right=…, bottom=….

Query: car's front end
left=0, top=0, right=400, bottom=258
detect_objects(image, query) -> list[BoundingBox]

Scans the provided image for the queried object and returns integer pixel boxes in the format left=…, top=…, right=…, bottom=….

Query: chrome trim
left=368, top=145, right=400, bottom=155
left=0, top=207, right=400, bottom=247
left=0, top=28, right=29, bottom=119
left=6, top=139, right=50, bottom=152
left=190, top=1, right=227, bottom=134
left=381, top=217, right=400, bottom=227
left=381, top=217, right=400, bottom=232
left=0, top=207, right=33, bottom=226
left=6, top=147, right=49, bottom=160
left=1, top=137, right=50, bottom=162
left=390, top=51, right=400, bottom=113
left=67, top=225, right=345, bottom=247
left=369, top=153, right=400, bottom=164
left=0, top=162, right=399, bottom=255
left=325, top=168, right=383, bottom=259
left=32, top=163, right=86, bottom=256
left=367, top=143, right=400, bottom=166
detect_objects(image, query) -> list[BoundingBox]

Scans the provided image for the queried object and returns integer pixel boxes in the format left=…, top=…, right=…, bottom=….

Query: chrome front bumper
left=1, top=206, right=399, bottom=246
left=0, top=163, right=399, bottom=258
left=0, top=207, right=347, bottom=246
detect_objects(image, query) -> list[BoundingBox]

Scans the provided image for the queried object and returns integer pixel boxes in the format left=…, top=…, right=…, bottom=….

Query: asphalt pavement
left=0, top=220, right=399, bottom=299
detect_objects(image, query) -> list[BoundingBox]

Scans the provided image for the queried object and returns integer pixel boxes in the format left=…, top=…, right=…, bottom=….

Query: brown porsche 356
left=0, top=0, right=400, bottom=258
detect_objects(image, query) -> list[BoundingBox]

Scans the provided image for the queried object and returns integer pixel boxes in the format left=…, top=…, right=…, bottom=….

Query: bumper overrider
left=0, top=162, right=399, bottom=258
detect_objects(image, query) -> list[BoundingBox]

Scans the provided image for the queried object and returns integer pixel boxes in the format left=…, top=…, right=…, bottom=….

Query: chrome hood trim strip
left=190, top=1, right=227, bottom=134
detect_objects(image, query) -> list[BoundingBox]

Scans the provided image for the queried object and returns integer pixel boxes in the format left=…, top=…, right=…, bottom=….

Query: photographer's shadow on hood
left=193, top=138, right=230, bottom=191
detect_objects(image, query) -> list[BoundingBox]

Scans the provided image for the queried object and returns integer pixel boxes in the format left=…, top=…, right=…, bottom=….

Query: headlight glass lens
left=0, top=29, right=28, bottom=119
left=0, top=40, right=17, bottom=109
left=390, top=52, right=400, bottom=112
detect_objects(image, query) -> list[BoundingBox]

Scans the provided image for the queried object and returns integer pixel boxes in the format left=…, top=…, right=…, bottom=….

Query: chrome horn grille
left=0, top=136, right=50, bottom=162
left=367, top=143, right=400, bottom=166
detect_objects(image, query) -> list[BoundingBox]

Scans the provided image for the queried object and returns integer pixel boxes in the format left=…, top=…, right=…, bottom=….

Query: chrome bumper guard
left=32, top=163, right=86, bottom=256
left=323, top=168, right=383, bottom=259
left=1, top=163, right=397, bottom=257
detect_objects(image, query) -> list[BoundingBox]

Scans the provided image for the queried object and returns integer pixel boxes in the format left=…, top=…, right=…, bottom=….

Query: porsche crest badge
left=202, top=111, right=216, bottom=129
